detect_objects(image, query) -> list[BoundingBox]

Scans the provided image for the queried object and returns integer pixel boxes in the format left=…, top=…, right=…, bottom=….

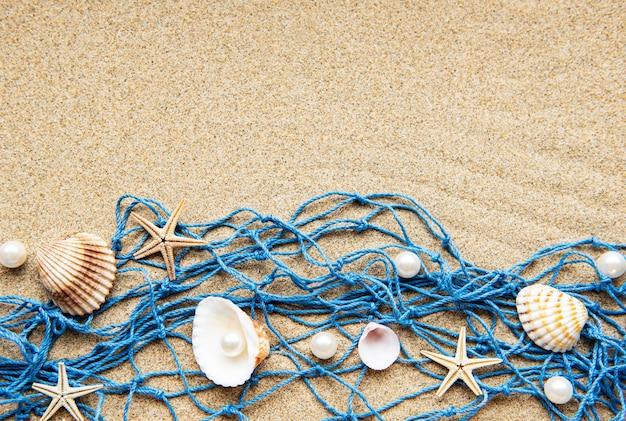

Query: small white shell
left=357, top=322, right=400, bottom=370
left=192, top=297, right=269, bottom=387
left=516, top=284, right=588, bottom=352
left=36, top=233, right=117, bottom=316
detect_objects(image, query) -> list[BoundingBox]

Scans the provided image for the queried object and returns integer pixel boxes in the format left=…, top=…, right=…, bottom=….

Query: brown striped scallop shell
left=36, top=233, right=117, bottom=316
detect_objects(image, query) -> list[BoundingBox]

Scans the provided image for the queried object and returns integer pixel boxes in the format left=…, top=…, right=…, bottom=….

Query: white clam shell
left=36, top=233, right=117, bottom=316
left=516, top=284, right=588, bottom=352
left=357, top=322, right=400, bottom=370
left=192, top=297, right=269, bottom=387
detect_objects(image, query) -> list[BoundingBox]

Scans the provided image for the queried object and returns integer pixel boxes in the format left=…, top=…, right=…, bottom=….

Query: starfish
left=421, top=326, right=502, bottom=397
left=31, top=362, right=103, bottom=421
left=131, top=199, right=207, bottom=281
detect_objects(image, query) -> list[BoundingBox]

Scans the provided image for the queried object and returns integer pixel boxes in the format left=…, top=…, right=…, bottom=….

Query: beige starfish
left=421, top=326, right=502, bottom=397
left=32, top=362, right=103, bottom=421
left=131, top=199, right=207, bottom=280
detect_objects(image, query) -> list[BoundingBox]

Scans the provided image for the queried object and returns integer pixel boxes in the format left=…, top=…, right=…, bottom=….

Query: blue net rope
left=0, top=192, right=624, bottom=420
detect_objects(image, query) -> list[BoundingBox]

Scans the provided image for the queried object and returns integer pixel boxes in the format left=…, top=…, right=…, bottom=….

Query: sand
left=0, top=2, right=624, bottom=420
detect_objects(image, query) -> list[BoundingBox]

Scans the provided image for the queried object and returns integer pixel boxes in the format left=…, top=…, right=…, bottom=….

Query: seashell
left=516, top=284, right=588, bottom=352
left=192, top=297, right=270, bottom=387
left=357, top=322, right=400, bottom=370
left=36, top=233, right=117, bottom=316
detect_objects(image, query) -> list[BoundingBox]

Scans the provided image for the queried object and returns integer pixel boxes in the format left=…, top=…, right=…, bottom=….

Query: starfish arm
left=32, top=382, right=62, bottom=398
left=131, top=212, right=165, bottom=240
left=65, top=384, right=104, bottom=399
left=435, top=368, right=461, bottom=398
left=164, top=243, right=177, bottom=280
left=464, top=357, right=503, bottom=370
left=64, top=397, right=85, bottom=421
left=38, top=396, right=64, bottom=421
left=59, top=362, right=70, bottom=390
left=457, top=327, right=468, bottom=363
left=134, top=238, right=165, bottom=259
left=459, top=369, right=483, bottom=396
left=163, top=200, right=186, bottom=236
left=421, top=350, right=458, bottom=371
left=164, top=233, right=207, bottom=248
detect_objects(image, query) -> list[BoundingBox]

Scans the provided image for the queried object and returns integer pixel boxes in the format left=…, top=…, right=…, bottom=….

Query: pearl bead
left=596, top=251, right=626, bottom=279
left=220, top=331, right=245, bottom=357
left=393, top=251, right=421, bottom=278
left=310, top=332, right=338, bottom=360
left=544, top=376, right=573, bottom=404
left=0, top=241, right=27, bottom=268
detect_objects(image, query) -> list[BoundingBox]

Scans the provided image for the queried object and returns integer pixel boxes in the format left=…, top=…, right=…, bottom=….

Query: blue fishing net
left=0, top=192, right=624, bottom=420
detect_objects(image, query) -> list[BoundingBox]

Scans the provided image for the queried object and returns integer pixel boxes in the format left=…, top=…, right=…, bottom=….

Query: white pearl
left=544, top=376, right=573, bottom=404
left=596, top=251, right=626, bottom=279
left=393, top=251, right=421, bottom=278
left=310, top=332, right=338, bottom=360
left=0, top=241, right=27, bottom=268
left=220, top=331, right=245, bottom=357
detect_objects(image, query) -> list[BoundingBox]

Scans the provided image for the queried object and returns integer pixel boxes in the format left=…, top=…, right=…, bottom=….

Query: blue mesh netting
left=0, top=192, right=624, bottom=420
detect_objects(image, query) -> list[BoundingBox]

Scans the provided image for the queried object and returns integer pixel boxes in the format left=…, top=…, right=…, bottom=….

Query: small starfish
left=421, top=326, right=502, bottom=397
left=131, top=199, right=207, bottom=280
left=31, top=362, right=103, bottom=421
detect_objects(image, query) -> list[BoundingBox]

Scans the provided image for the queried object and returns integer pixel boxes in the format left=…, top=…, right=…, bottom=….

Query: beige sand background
left=1, top=1, right=624, bottom=420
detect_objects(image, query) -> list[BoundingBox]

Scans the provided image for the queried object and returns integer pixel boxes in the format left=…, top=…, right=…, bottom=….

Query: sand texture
left=0, top=1, right=624, bottom=420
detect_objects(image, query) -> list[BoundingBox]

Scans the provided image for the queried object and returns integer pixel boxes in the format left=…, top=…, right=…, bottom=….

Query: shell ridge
left=42, top=269, right=98, bottom=316
left=38, top=242, right=115, bottom=291
left=36, top=256, right=69, bottom=294
left=39, top=249, right=110, bottom=296
left=46, top=243, right=116, bottom=276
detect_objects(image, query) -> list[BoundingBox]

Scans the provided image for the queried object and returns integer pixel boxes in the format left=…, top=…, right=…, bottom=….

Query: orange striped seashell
left=516, top=284, right=588, bottom=352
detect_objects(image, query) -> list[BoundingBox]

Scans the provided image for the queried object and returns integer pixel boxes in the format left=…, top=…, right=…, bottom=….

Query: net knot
left=156, top=327, right=167, bottom=339
left=152, top=389, right=166, bottom=401
left=37, top=306, right=65, bottom=335
left=586, top=301, right=601, bottom=313
left=218, top=403, right=239, bottom=417
left=354, top=194, right=368, bottom=205
left=442, top=406, right=458, bottom=417
left=158, top=282, right=173, bottom=295
left=111, top=237, right=123, bottom=254
left=399, top=308, right=419, bottom=327
left=441, top=235, right=451, bottom=248
left=368, top=302, right=379, bottom=314
left=591, top=281, right=609, bottom=293
left=305, top=366, right=325, bottom=377
left=43, top=308, right=67, bottom=336
left=132, top=375, right=146, bottom=387
left=340, top=273, right=360, bottom=286
left=590, top=237, right=601, bottom=248
left=260, top=214, right=274, bottom=224
left=52, top=317, right=66, bottom=336
left=474, top=343, right=489, bottom=355
left=355, top=219, right=369, bottom=233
